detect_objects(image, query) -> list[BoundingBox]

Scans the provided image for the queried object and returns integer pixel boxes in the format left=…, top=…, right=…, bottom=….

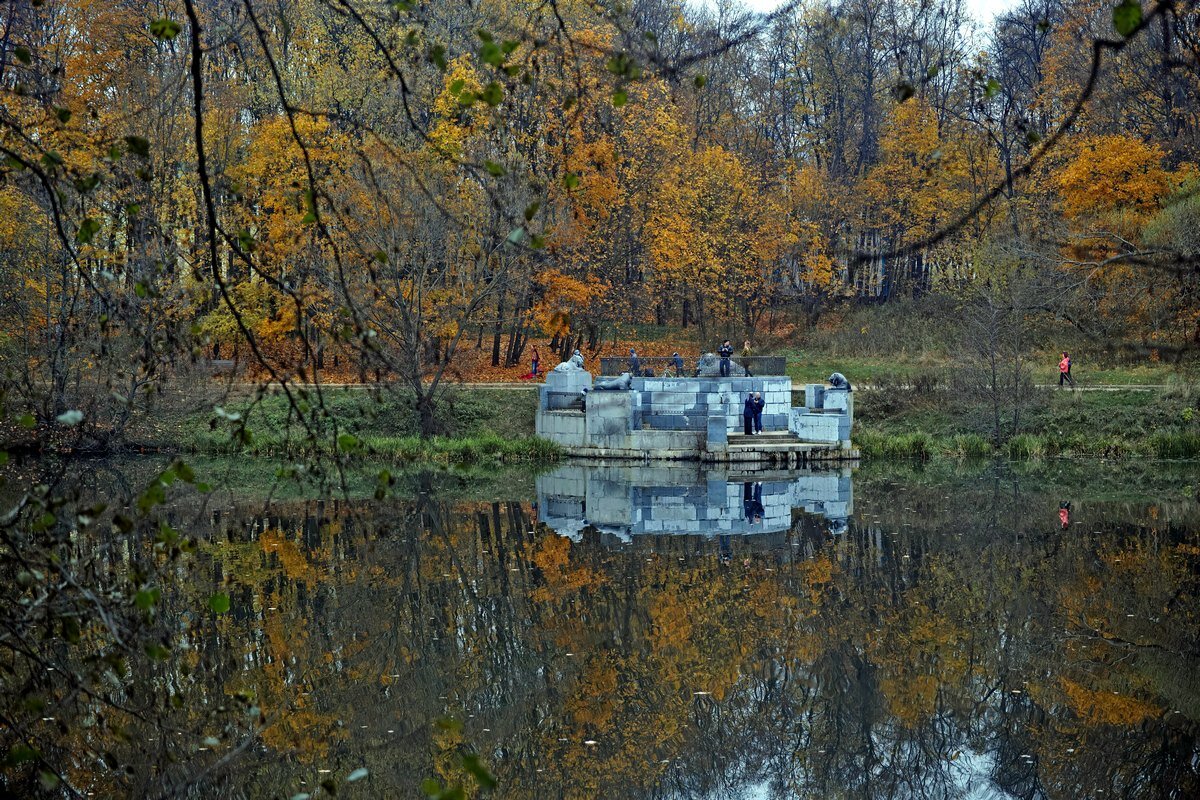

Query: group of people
left=718, top=340, right=754, bottom=377
left=742, top=392, right=767, bottom=435
left=624, top=339, right=755, bottom=379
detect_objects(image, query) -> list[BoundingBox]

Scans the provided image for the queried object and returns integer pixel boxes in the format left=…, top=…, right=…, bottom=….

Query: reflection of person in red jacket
left=1059, top=501, right=1071, bottom=529
left=1058, top=352, right=1075, bottom=387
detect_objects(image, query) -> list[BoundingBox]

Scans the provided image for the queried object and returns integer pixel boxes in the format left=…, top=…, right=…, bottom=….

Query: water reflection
left=16, top=458, right=1200, bottom=798
left=536, top=463, right=852, bottom=541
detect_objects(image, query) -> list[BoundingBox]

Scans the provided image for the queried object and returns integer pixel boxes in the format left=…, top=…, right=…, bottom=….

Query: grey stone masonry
left=535, top=373, right=854, bottom=458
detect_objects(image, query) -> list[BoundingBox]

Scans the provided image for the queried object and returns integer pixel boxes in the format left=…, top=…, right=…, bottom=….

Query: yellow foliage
left=1061, top=677, right=1160, bottom=726
left=1054, top=134, right=1170, bottom=230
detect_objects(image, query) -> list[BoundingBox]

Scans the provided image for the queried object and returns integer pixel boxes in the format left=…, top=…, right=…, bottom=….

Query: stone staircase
left=727, top=431, right=803, bottom=450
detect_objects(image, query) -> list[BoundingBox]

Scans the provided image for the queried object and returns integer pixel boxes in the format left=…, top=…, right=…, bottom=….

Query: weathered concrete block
left=805, top=384, right=825, bottom=410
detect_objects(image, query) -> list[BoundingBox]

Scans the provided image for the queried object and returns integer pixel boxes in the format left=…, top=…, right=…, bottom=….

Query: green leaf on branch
left=337, top=432, right=359, bottom=452
left=150, top=18, right=182, bottom=40
left=54, top=106, right=71, bottom=123
left=14, top=47, right=31, bottom=65
left=134, top=588, right=161, bottom=612
left=563, top=173, right=580, bottom=190
left=76, top=218, right=100, bottom=245
left=984, top=78, right=1001, bottom=99
left=428, top=44, right=448, bottom=70
left=484, top=160, right=506, bottom=177
left=208, top=593, right=230, bottom=614
left=17, top=413, right=36, bottom=429
left=1113, top=0, right=1142, bottom=36
left=125, top=136, right=151, bottom=157
left=479, top=81, right=503, bottom=105
left=480, top=41, right=502, bottom=67
left=460, top=753, right=497, bottom=789
left=237, top=229, right=257, bottom=253
left=612, top=88, right=628, bottom=108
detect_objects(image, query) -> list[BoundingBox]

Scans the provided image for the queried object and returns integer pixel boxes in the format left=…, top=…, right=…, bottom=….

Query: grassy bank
left=140, top=387, right=561, bottom=466
left=853, top=383, right=1200, bottom=460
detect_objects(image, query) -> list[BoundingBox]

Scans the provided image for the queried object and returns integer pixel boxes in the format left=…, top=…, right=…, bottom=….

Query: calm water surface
left=16, top=458, right=1200, bottom=798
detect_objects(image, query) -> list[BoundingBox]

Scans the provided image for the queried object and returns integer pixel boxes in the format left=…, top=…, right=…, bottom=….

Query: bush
left=946, top=433, right=991, bottom=458
left=1007, top=434, right=1047, bottom=460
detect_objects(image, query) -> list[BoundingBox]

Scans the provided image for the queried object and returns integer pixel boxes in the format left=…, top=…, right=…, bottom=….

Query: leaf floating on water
left=346, top=767, right=369, bottom=782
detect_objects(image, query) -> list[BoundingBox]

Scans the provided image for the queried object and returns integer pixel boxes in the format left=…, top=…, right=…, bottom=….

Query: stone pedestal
left=542, top=369, right=593, bottom=409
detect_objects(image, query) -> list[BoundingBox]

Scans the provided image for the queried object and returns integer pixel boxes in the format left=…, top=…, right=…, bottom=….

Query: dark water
left=9, top=457, right=1200, bottom=798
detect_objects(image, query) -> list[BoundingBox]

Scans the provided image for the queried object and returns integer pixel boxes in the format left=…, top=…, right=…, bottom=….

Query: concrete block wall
left=536, top=374, right=855, bottom=454
left=790, top=386, right=853, bottom=445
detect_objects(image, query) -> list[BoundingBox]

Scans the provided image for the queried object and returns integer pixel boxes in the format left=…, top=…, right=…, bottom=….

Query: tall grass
left=1148, top=431, right=1200, bottom=459
left=856, top=430, right=932, bottom=459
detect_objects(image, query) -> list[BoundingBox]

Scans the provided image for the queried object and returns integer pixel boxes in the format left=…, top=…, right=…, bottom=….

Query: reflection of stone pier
left=534, top=358, right=857, bottom=464
left=536, top=462, right=852, bottom=540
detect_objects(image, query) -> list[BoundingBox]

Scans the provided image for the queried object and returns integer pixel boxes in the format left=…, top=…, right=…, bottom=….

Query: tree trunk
left=491, top=286, right=506, bottom=367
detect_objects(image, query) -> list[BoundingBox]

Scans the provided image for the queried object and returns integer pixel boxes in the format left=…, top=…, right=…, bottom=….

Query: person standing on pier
left=741, top=340, right=754, bottom=376
left=719, top=340, right=734, bottom=377
left=743, top=394, right=756, bottom=435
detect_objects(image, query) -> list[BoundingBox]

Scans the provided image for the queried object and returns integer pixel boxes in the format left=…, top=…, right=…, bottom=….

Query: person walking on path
left=743, top=394, right=755, bottom=435
left=629, top=348, right=641, bottom=377
left=672, top=352, right=684, bottom=377
left=719, top=340, right=734, bottom=377
left=752, top=392, right=765, bottom=434
left=531, top=346, right=540, bottom=378
left=1059, top=352, right=1075, bottom=387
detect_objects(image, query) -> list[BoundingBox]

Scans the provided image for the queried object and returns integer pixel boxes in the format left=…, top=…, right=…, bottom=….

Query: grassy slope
left=138, top=387, right=559, bottom=465
left=853, top=384, right=1200, bottom=458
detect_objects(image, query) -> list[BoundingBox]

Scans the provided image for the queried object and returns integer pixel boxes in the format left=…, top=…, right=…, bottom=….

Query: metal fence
left=597, top=355, right=787, bottom=377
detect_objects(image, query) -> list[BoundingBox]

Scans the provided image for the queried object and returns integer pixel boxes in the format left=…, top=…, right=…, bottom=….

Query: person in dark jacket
left=743, top=394, right=755, bottom=435
left=531, top=346, right=540, bottom=378
left=629, top=348, right=640, bottom=376
left=672, top=352, right=684, bottom=377
left=719, top=340, right=734, bottom=377
left=752, top=392, right=765, bottom=434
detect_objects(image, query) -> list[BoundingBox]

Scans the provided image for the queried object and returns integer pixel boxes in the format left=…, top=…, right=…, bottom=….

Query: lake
left=4, top=457, right=1199, bottom=798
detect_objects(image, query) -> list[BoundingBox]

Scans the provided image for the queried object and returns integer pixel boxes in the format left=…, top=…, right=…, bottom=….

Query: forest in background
left=4, top=2, right=1200, bottom=795
left=1, top=0, right=1199, bottom=441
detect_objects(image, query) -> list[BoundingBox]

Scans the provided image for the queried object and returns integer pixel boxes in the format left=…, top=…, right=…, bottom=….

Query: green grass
left=142, top=387, right=559, bottom=466
left=855, top=384, right=1200, bottom=461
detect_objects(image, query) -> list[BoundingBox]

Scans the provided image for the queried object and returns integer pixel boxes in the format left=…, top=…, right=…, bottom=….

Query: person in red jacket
left=1058, top=352, right=1075, bottom=387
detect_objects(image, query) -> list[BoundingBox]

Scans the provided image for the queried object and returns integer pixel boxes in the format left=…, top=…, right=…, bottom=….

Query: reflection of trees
left=42, top=465, right=1200, bottom=797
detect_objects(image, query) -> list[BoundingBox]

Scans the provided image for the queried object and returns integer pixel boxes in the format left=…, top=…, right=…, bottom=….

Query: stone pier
left=535, top=367, right=857, bottom=463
